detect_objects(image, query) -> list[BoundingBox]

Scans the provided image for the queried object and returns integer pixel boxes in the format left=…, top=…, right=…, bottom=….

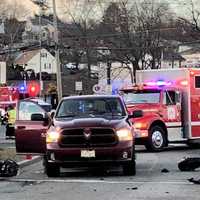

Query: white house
left=22, top=17, right=56, bottom=45
left=161, top=51, right=185, bottom=69
left=14, top=48, right=56, bottom=74
left=180, top=48, right=200, bottom=68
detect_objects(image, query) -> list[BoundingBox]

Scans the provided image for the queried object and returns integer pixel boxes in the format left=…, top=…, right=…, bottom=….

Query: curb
left=0, top=136, right=42, bottom=168
left=17, top=156, right=42, bottom=168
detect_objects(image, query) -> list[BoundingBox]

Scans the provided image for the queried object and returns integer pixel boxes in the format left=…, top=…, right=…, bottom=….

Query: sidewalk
left=0, top=125, right=41, bottom=167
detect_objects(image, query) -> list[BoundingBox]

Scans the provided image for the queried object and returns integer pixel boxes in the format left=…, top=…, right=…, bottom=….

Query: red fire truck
left=121, top=68, right=200, bottom=151
left=0, top=86, right=19, bottom=115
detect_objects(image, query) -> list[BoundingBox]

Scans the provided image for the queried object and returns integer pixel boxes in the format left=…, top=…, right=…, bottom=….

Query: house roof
left=14, top=49, right=40, bottom=65
left=31, top=16, right=54, bottom=26
left=180, top=47, right=200, bottom=55
left=163, top=51, right=185, bottom=61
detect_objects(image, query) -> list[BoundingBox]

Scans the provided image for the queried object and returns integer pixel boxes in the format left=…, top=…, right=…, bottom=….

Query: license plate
left=81, top=150, right=95, bottom=158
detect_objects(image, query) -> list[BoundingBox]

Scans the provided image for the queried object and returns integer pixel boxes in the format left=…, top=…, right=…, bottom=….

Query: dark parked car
left=15, top=95, right=141, bottom=177
left=26, top=97, right=52, bottom=112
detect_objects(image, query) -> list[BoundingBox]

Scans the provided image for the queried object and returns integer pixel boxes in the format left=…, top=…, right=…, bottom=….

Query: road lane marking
left=0, top=178, right=194, bottom=185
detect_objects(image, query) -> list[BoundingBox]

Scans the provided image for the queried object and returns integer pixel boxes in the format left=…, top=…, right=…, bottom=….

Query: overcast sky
left=2, top=0, right=200, bottom=22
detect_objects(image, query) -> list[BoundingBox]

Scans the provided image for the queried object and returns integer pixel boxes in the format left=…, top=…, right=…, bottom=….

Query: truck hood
left=126, top=103, right=161, bottom=115
left=53, top=117, right=126, bottom=129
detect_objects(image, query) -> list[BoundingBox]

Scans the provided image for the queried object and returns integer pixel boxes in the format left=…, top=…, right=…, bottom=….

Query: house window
left=49, top=63, right=51, bottom=69
left=44, top=63, right=47, bottom=69
left=41, top=53, right=47, bottom=57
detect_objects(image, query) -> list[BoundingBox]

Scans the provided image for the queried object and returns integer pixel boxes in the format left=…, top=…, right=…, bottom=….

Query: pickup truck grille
left=59, top=128, right=118, bottom=147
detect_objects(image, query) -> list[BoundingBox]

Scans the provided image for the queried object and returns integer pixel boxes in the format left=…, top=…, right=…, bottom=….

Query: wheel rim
left=152, top=130, right=163, bottom=149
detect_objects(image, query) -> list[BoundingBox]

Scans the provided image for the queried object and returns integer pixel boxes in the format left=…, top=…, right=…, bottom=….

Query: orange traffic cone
left=25, top=154, right=32, bottom=160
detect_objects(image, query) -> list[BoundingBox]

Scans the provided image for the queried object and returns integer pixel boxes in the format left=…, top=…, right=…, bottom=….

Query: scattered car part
left=0, top=159, right=19, bottom=177
left=178, top=157, right=200, bottom=171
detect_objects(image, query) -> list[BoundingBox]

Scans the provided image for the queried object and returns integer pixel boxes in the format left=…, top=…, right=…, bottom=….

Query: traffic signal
left=27, top=82, right=40, bottom=97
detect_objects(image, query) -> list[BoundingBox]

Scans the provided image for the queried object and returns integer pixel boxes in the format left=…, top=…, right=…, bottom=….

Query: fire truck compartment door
left=15, top=100, right=49, bottom=153
left=163, top=90, right=183, bottom=141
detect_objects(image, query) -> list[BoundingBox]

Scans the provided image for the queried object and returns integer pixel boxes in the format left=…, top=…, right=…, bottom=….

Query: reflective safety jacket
left=8, top=109, right=16, bottom=126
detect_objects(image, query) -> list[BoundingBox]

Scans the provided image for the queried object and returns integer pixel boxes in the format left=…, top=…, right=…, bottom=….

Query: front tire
left=122, top=159, right=136, bottom=176
left=145, top=126, right=167, bottom=152
left=43, top=157, right=60, bottom=177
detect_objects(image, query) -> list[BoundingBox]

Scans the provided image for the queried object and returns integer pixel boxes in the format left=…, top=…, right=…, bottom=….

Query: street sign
left=106, top=84, right=112, bottom=94
left=0, top=62, right=6, bottom=84
left=92, top=84, right=102, bottom=94
left=75, top=81, right=82, bottom=91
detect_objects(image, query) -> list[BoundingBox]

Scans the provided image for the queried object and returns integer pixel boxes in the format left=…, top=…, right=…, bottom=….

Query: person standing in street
left=6, top=105, right=16, bottom=139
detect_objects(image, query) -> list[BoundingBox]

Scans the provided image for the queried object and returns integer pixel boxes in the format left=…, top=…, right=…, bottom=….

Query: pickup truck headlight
left=116, top=128, right=133, bottom=141
left=46, top=130, right=60, bottom=143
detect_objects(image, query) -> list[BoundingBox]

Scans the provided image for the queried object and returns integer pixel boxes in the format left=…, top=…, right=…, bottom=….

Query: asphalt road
left=0, top=125, right=15, bottom=148
left=0, top=144, right=200, bottom=200
left=0, top=125, right=5, bottom=139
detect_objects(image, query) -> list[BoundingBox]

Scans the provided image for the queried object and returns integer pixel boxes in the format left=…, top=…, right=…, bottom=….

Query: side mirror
left=31, top=113, right=45, bottom=121
left=129, top=110, right=143, bottom=118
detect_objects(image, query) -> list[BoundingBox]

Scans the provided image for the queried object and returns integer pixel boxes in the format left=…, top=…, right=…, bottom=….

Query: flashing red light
left=190, top=71, right=195, bottom=75
left=145, top=81, right=156, bottom=86
left=30, top=86, right=36, bottom=92
left=180, top=80, right=188, bottom=86
left=27, top=82, right=40, bottom=97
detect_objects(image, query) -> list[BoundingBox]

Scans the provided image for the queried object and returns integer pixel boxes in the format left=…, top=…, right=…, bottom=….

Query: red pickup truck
left=15, top=95, right=141, bottom=177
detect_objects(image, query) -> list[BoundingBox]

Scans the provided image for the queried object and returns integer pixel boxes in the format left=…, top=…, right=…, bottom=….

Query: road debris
left=188, top=178, right=200, bottom=184
left=161, top=168, right=170, bottom=173
left=126, top=187, right=138, bottom=190
left=0, top=159, right=19, bottom=177
left=178, top=157, right=200, bottom=171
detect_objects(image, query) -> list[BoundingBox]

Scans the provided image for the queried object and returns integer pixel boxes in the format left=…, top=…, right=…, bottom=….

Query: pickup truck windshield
left=56, top=98, right=126, bottom=118
left=123, top=90, right=160, bottom=104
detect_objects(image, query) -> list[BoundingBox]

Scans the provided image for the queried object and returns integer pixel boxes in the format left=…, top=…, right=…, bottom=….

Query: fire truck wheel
left=145, top=126, right=167, bottom=152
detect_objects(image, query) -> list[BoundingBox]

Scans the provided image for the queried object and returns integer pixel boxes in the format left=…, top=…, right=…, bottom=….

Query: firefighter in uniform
left=6, top=105, right=16, bottom=139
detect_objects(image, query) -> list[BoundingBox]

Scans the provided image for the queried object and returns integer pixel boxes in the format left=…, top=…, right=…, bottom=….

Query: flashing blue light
left=19, top=84, right=26, bottom=92
left=20, top=86, right=25, bottom=91
left=157, top=80, right=167, bottom=86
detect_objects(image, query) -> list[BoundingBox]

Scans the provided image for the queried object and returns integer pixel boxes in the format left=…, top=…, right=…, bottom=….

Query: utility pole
left=33, top=0, right=45, bottom=97
left=39, top=3, right=42, bottom=97
left=107, top=61, right=111, bottom=85
left=52, top=0, right=62, bottom=101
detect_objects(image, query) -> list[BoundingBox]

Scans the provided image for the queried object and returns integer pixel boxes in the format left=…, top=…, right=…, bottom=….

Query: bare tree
left=60, top=0, right=105, bottom=75
left=0, top=0, right=30, bottom=78
left=178, top=0, right=200, bottom=41
left=98, top=0, right=171, bottom=81
left=189, top=0, right=200, bottom=32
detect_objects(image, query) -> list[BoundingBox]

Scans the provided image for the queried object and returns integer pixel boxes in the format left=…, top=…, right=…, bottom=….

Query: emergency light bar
left=145, top=80, right=172, bottom=87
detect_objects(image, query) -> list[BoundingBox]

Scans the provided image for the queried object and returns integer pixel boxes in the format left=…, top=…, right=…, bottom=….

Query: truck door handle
left=17, top=126, right=26, bottom=130
left=41, top=132, right=46, bottom=137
